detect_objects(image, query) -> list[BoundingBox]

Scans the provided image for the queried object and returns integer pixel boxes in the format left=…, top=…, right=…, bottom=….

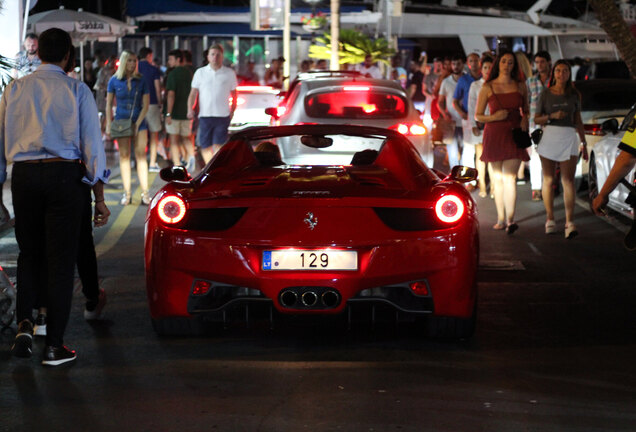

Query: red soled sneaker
left=42, top=345, right=76, bottom=366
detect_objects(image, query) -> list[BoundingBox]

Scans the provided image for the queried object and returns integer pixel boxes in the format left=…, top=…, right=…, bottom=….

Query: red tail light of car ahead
left=229, top=96, right=246, bottom=106
left=236, top=85, right=274, bottom=92
left=584, top=124, right=605, bottom=136
left=157, top=195, right=186, bottom=224
left=435, top=194, right=465, bottom=223
left=390, top=123, right=427, bottom=136
left=343, top=86, right=370, bottom=91
left=276, top=105, right=287, bottom=117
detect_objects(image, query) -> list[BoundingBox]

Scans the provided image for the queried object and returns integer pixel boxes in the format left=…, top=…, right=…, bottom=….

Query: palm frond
left=308, top=30, right=396, bottom=65
left=0, top=55, right=15, bottom=90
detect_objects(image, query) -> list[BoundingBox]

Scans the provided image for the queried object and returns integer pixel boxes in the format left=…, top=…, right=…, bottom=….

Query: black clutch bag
left=512, top=127, right=532, bottom=149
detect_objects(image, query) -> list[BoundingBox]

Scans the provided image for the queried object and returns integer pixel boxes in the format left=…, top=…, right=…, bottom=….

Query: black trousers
left=33, top=184, right=100, bottom=310
left=12, top=162, right=86, bottom=347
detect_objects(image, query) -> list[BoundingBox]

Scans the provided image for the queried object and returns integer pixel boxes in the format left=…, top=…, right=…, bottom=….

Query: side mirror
left=160, top=166, right=190, bottom=182
left=447, top=165, right=478, bottom=183
left=601, top=118, right=619, bottom=135
left=265, top=107, right=278, bottom=119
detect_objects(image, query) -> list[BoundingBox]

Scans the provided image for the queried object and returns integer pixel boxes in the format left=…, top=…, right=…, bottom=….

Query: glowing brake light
left=276, top=105, right=287, bottom=117
left=229, top=96, right=246, bottom=106
left=435, top=195, right=465, bottom=223
left=584, top=124, right=605, bottom=136
left=237, top=85, right=273, bottom=91
left=391, top=123, right=427, bottom=136
left=157, top=195, right=186, bottom=224
left=343, top=86, right=370, bottom=91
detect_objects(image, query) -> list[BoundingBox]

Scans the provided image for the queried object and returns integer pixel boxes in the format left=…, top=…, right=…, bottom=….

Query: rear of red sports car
left=145, top=125, right=479, bottom=338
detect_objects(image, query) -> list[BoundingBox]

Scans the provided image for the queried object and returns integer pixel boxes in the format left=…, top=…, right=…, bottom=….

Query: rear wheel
left=151, top=316, right=205, bottom=336
left=588, top=154, right=599, bottom=203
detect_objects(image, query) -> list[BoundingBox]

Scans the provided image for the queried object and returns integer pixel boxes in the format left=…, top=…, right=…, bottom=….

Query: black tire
left=588, top=154, right=599, bottom=203
left=151, top=316, right=205, bottom=336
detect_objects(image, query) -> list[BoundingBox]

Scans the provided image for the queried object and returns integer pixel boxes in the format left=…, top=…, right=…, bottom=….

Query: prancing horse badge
left=304, top=212, right=318, bottom=230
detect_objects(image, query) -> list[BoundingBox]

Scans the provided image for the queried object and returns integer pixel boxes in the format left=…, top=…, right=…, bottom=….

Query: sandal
left=120, top=192, right=132, bottom=206
left=506, top=222, right=519, bottom=235
left=565, top=222, right=578, bottom=239
left=493, top=221, right=506, bottom=230
left=545, top=219, right=556, bottom=234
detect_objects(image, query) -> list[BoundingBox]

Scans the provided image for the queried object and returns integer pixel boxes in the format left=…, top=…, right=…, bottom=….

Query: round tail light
left=157, top=195, right=186, bottom=224
left=435, top=195, right=464, bottom=223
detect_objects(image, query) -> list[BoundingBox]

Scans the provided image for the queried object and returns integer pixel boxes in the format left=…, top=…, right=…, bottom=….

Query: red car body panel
left=144, top=125, right=479, bottom=324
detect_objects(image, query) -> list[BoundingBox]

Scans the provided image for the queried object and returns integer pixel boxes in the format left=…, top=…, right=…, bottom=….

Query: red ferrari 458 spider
left=145, top=125, right=479, bottom=338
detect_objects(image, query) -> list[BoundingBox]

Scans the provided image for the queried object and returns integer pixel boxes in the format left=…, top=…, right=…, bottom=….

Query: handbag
left=512, top=127, right=532, bottom=149
left=110, top=119, right=134, bottom=138
left=491, top=89, right=531, bottom=149
left=531, top=128, right=543, bottom=145
left=109, top=84, right=139, bottom=139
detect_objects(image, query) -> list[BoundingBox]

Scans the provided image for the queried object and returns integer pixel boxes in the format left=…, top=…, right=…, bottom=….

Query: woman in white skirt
left=534, top=60, right=588, bottom=239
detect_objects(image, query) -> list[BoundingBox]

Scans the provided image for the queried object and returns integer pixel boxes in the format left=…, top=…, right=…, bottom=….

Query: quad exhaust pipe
left=279, top=288, right=340, bottom=309
left=280, top=290, right=298, bottom=308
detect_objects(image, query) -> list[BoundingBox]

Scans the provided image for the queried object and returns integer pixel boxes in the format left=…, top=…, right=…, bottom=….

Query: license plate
left=262, top=250, right=358, bottom=271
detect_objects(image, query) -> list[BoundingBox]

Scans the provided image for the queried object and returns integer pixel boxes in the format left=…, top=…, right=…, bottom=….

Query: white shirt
left=468, top=78, right=485, bottom=128
left=357, top=64, right=383, bottom=79
left=191, top=65, right=238, bottom=117
left=0, top=64, right=108, bottom=185
left=439, top=74, right=463, bottom=123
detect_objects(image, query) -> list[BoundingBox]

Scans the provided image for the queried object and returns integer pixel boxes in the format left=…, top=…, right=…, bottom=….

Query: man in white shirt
left=187, top=44, right=238, bottom=163
left=357, top=54, right=383, bottom=79
left=437, top=54, right=465, bottom=168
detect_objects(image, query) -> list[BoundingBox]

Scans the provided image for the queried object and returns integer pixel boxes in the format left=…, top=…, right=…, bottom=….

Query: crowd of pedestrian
left=403, top=47, right=596, bottom=240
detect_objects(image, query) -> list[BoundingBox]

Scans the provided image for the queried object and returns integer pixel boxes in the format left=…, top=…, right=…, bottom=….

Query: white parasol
left=27, top=6, right=136, bottom=80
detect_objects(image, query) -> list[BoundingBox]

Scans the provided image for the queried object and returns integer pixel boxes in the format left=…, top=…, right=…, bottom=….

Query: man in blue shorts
left=187, top=44, right=237, bottom=164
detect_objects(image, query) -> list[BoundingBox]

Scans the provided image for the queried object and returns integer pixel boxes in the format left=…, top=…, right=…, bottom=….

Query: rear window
left=305, top=90, right=407, bottom=119
left=577, top=83, right=636, bottom=112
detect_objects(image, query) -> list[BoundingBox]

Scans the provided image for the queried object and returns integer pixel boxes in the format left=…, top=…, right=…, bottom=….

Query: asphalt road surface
left=1, top=163, right=635, bottom=432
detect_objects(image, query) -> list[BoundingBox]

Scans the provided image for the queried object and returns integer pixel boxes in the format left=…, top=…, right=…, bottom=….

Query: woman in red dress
left=475, top=50, right=530, bottom=234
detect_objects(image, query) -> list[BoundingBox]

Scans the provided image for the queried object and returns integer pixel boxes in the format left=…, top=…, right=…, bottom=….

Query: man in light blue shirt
left=0, top=28, right=110, bottom=366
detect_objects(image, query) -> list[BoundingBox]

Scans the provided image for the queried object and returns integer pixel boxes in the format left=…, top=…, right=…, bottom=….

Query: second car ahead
left=266, top=76, right=432, bottom=167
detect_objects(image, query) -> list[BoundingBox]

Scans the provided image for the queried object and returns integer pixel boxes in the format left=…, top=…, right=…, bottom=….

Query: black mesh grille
left=181, top=208, right=248, bottom=231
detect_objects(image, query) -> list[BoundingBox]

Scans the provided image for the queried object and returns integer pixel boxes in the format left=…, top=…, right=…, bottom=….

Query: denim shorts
left=198, top=116, right=230, bottom=149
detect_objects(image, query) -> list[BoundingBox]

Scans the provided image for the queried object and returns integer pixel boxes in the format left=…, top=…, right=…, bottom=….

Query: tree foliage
left=589, top=0, right=636, bottom=78
left=0, top=0, right=14, bottom=90
left=308, top=29, right=395, bottom=66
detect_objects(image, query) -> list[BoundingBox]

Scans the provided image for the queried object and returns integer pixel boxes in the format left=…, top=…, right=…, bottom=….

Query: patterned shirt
left=526, top=73, right=549, bottom=130
left=14, top=51, right=42, bottom=78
